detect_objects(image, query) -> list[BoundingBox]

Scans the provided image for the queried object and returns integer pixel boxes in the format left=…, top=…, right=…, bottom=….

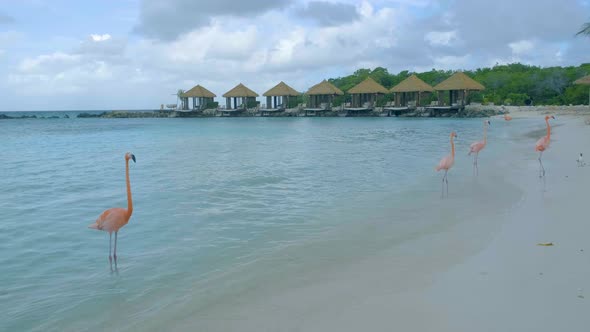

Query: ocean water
left=0, top=116, right=540, bottom=331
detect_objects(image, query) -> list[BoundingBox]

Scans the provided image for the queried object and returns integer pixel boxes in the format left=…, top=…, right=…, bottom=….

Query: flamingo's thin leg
left=475, top=153, right=479, bottom=176
left=538, top=151, right=545, bottom=177
left=441, top=170, right=448, bottom=198
left=445, top=171, right=449, bottom=197
left=114, top=231, right=118, bottom=261
left=109, top=233, right=112, bottom=263
left=441, top=172, right=445, bottom=198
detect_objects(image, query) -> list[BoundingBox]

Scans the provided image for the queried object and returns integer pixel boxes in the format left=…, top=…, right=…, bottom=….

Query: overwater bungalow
left=180, top=85, right=216, bottom=111
left=305, top=80, right=344, bottom=115
left=221, top=83, right=259, bottom=116
left=430, top=72, right=485, bottom=115
left=345, top=77, right=388, bottom=116
left=387, top=75, right=434, bottom=116
left=261, top=81, right=300, bottom=116
left=574, top=75, right=590, bottom=107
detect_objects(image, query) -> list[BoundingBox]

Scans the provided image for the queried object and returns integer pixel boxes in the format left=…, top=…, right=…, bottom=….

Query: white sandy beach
left=427, top=116, right=590, bottom=331
left=497, top=105, right=590, bottom=119
left=151, top=115, right=590, bottom=332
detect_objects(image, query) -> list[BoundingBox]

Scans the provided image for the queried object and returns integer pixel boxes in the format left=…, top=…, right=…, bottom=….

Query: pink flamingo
left=468, top=120, right=491, bottom=175
left=535, top=116, right=554, bottom=177
left=89, top=152, right=136, bottom=263
left=504, top=114, right=512, bottom=121
left=436, top=132, right=457, bottom=197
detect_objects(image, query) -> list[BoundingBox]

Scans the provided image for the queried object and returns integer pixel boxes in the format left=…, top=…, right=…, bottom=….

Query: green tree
left=327, top=63, right=590, bottom=106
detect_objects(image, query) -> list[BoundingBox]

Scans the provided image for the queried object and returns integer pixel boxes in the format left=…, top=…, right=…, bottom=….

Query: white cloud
left=134, top=0, right=293, bottom=40
left=432, top=54, right=472, bottom=70
left=425, top=30, right=458, bottom=46
left=6, top=2, right=401, bottom=105
left=509, top=40, right=534, bottom=56
left=446, top=0, right=584, bottom=49
left=1, top=0, right=589, bottom=110
left=267, top=27, right=306, bottom=66
left=18, top=52, right=81, bottom=73
left=296, top=1, right=359, bottom=26
left=0, top=30, right=22, bottom=46
left=78, top=34, right=127, bottom=59
left=129, top=3, right=404, bottom=81
left=10, top=43, right=131, bottom=97
left=257, top=3, right=403, bottom=72
left=556, top=50, right=563, bottom=62
left=90, top=34, right=112, bottom=42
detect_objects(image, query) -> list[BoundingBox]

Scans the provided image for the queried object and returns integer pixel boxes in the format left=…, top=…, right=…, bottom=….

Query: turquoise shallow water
left=0, top=116, right=537, bottom=331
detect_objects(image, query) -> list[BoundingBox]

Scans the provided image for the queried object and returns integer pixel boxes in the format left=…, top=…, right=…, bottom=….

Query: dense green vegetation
left=327, top=63, right=590, bottom=106
left=205, top=101, right=219, bottom=109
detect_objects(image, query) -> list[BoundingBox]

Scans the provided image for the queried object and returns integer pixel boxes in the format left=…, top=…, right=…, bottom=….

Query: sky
left=0, top=0, right=589, bottom=110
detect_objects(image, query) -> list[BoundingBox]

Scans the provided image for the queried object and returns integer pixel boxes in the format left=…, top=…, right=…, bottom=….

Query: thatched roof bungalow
left=574, top=75, right=590, bottom=107
left=433, top=72, right=485, bottom=107
left=222, top=83, right=259, bottom=110
left=347, top=77, right=388, bottom=109
left=262, top=81, right=300, bottom=110
left=390, top=74, right=434, bottom=108
left=306, top=80, right=344, bottom=110
left=180, top=84, right=216, bottom=110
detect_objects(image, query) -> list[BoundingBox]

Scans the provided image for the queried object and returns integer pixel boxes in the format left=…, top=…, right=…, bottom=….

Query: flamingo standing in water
left=89, top=152, right=136, bottom=263
left=436, top=132, right=457, bottom=198
left=504, top=114, right=512, bottom=121
left=535, top=116, right=555, bottom=177
left=468, top=120, right=491, bottom=175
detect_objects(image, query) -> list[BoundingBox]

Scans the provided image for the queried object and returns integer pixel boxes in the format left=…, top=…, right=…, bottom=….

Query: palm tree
left=173, top=89, right=184, bottom=109
left=576, top=22, right=590, bottom=36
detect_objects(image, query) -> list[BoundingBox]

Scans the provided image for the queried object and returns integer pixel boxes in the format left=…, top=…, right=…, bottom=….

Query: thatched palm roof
left=263, top=81, right=300, bottom=96
left=181, top=85, right=216, bottom=98
left=347, top=77, right=389, bottom=94
left=574, top=75, right=590, bottom=85
left=390, top=74, right=434, bottom=93
left=222, top=83, right=259, bottom=98
left=307, top=80, right=344, bottom=96
left=434, top=72, right=485, bottom=91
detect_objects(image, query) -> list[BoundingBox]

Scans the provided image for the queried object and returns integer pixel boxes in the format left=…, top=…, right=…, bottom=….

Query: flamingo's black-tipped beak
left=488, top=120, right=491, bottom=126
left=551, top=116, right=555, bottom=119
left=131, top=154, right=136, bottom=163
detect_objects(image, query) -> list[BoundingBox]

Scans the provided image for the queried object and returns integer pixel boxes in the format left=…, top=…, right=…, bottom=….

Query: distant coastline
left=2, top=105, right=590, bottom=120
left=2, top=107, right=498, bottom=119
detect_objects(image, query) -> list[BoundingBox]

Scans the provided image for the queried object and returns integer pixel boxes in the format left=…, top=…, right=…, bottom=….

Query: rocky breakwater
left=389, top=105, right=501, bottom=118
left=77, top=110, right=174, bottom=118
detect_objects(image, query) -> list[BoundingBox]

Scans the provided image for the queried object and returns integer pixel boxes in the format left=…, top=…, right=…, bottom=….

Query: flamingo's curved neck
left=546, top=118, right=551, bottom=140
left=483, top=123, right=488, bottom=144
left=126, top=159, right=133, bottom=217
left=451, top=135, right=455, bottom=158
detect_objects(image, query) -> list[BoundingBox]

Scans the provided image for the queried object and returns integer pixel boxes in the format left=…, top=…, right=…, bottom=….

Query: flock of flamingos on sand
left=436, top=114, right=553, bottom=197
left=88, top=114, right=554, bottom=263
